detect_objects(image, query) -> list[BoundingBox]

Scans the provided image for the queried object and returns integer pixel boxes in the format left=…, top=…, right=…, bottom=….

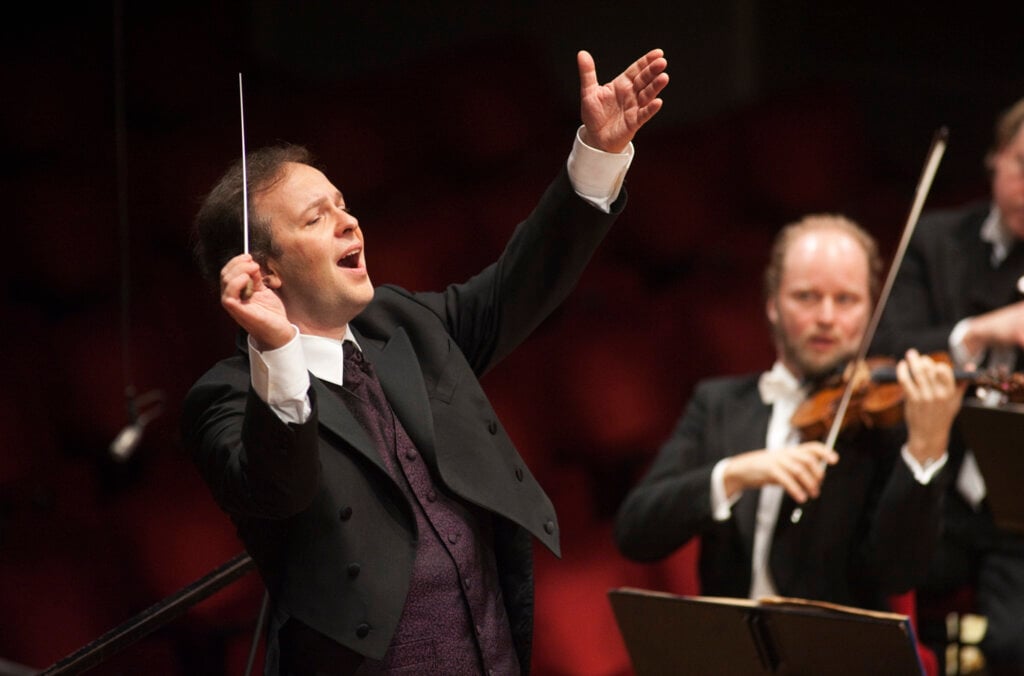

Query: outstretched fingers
left=628, top=50, right=669, bottom=101
left=621, top=48, right=667, bottom=85
left=622, top=53, right=669, bottom=127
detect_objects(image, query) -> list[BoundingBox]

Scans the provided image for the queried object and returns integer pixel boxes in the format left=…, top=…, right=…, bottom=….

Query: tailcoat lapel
left=310, top=326, right=437, bottom=476
left=354, top=327, right=438, bottom=468
left=311, top=378, right=386, bottom=471
left=723, top=387, right=772, bottom=556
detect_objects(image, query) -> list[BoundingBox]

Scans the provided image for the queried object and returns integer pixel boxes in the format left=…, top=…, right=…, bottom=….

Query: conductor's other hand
left=578, top=48, right=669, bottom=154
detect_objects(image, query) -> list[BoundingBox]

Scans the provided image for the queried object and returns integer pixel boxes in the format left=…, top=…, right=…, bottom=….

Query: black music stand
left=957, top=400, right=1024, bottom=534
left=608, top=587, right=923, bottom=676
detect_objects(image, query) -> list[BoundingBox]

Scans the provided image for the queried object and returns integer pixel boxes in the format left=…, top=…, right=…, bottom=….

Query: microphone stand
left=38, top=553, right=255, bottom=675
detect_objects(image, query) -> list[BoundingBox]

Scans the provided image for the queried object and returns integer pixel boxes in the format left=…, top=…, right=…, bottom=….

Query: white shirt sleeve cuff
left=566, top=125, right=634, bottom=213
left=949, top=317, right=986, bottom=368
left=900, top=444, right=949, bottom=484
left=956, top=450, right=988, bottom=510
left=711, top=458, right=740, bottom=521
left=248, top=326, right=312, bottom=425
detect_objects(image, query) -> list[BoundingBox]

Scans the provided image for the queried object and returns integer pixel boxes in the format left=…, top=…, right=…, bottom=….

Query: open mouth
left=338, top=249, right=361, bottom=269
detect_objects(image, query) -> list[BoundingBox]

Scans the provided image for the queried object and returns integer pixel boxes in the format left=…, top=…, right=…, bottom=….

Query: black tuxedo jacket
left=873, top=201, right=1014, bottom=358
left=182, top=168, right=624, bottom=670
left=614, top=374, right=947, bottom=610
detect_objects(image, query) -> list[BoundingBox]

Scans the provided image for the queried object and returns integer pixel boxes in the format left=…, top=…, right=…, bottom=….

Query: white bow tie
left=758, top=368, right=805, bottom=405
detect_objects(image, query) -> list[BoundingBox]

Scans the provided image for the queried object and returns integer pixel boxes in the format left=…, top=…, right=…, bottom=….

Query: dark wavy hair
left=192, top=143, right=313, bottom=285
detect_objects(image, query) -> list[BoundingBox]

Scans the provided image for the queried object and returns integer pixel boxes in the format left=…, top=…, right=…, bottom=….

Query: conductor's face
left=257, top=162, right=374, bottom=328
left=767, top=228, right=871, bottom=380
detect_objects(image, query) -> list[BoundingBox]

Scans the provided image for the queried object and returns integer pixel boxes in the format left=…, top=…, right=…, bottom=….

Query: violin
left=790, top=352, right=1024, bottom=442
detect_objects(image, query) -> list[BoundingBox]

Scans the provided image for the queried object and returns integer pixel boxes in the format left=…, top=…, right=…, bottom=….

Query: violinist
left=615, top=215, right=965, bottom=611
left=874, top=97, right=1024, bottom=674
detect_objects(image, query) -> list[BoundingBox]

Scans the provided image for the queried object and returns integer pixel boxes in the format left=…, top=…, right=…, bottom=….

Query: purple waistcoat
left=334, top=344, right=520, bottom=675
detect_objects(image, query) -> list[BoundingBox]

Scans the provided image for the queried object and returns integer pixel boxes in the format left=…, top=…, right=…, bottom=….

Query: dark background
left=2, top=2, right=1023, bottom=673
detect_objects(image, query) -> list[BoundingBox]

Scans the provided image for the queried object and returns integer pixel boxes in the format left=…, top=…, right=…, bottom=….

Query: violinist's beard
left=775, top=325, right=856, bottom=383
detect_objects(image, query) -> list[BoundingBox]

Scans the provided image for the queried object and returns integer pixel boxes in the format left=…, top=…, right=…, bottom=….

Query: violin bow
left=791, top=126, right=948, bottom=524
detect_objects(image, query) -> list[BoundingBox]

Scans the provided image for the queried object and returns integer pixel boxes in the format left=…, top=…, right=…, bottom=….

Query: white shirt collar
left=757, top=361, right=806, bottom=405
left=299, top=326, right=360, bottom=387
left=980, top=204, right=1014, bottom=267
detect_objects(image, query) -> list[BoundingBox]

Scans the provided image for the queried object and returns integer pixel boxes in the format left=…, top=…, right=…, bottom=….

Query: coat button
left=347, top=563, right=361, bottom=578
left=426, top=490, right=437, bottom=503
left=487, top=420, right=498, bottom=434
left=544, top=520, right=555, bottom=534
left=339, top=506, right=353, bottom=521
left=448, top=532, right=460, bottom=545
left=515, top=467, right=524, bottom=482
left=405, top=450, right=417, bottom=461
left=356, top=623, right=370, bottom=638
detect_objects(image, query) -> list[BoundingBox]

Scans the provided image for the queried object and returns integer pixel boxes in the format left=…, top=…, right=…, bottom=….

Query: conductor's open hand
left=578, top=48, right=669, bottom=154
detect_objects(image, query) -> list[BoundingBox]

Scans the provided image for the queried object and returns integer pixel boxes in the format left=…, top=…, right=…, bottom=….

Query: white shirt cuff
left=956, top=450, right=988, bottom=510
left=900, top=444, right=949, bottom=484
left=949, top=317, right=986, bottom=368
left=566, top=125, right=633, bottom=213
left=711, top=458, right=740, bottom=521
left=248, top=325, right=312, bottom=425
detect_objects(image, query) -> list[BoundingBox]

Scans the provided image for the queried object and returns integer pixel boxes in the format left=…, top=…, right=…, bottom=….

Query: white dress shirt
left=750, top=362, right=806, bottom=598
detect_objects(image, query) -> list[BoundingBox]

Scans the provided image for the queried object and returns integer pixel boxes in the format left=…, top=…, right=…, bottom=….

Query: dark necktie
left=342, top=341, right=372, bottom=395
left=340, top=341, right=398, bottom=468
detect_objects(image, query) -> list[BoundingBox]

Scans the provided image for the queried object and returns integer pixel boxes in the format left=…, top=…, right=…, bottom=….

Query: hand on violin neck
left=899, top=349, right=967, bottom=464
left=722, top=443, right=839, bottom=503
